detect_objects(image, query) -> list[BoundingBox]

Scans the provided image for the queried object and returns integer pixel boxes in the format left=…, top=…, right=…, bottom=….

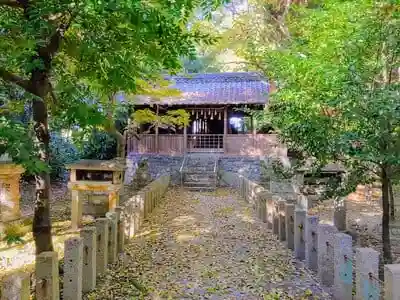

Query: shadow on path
left=88, top=188, right=331, bottom=300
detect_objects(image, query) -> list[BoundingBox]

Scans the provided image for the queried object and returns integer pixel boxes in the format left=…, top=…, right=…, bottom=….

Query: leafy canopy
left=0, top=0, right=226, bottom=169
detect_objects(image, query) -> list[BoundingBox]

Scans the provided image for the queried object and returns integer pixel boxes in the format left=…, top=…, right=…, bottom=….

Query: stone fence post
left=80, top=227, right=96, bottom=293
left=95, top=218, right=109, bottom=276
left=385, top=264, right=400, bottom=300
left=355, top=248, right=380, bottom=300
left=106, top=212, right=118, bottom=264
left=317, top=224, right=338, bottom=287
left=278, top=199, right=286, bottom=242
left=63, top=237, right=83, bottom=300
left=294, top=207, right=306, bottom=260
left=285, top=202, right=295, bottom=250
left=333, top=197, right=347, bottom=231
left=35, top=251, right=59, bottom=300
left=272, top=196, right=280, bottom=236
left=333, top=233, right=353, bottom=300
left=266, top=194, right=274, bottom=230
left=257, top=191, right=267, bottom=222
left=125, top=195, right=140, bottom=239
left=115, top=206, right=125, bottom=253
left=1, top=272, right=30, bottom=300
left=305, top=215, right=319, bottom=271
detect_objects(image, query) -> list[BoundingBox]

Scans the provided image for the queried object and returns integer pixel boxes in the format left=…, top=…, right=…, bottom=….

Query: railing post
left=266, top=194, right=274, bottom=230
left=272, top=196, right=280, bottom=236
left=317, top=224, right=338, bottom=287
left=333, top=233, right=353, bottom=300
left=385, top=264, right=400, bottom=300
left=115, top=206, right=125, bottom=253
left=35, top=251, right=59, bottom=300
left=63, top=237, right=83, bottom=300
left=106, top=212, right=118, bottom=264
left=305, top=215, right=319, bottom=271
left=334, top=197, right=347, bottom=231
left=95, top=218, right=109, bottom=276
left=1, top=272, right=30, bottom=300
left=285, top=202, right=295, bottom=250
left=294, top=207, right=306, bottom=260
left=80, top=227, right=96, bottom=293
left=355, top=248, right=380, bottom=300
left=278, top=199, right=286, bottom=242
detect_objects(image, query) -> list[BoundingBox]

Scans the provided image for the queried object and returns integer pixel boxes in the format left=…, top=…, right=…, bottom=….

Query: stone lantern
left=0, top=153, right=25, bottom=222
left=66, top=159, right=126, bottom=230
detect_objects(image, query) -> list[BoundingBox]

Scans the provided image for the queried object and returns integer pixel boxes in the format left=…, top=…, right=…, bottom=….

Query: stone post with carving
left=0, top=154, right=25, bottom=222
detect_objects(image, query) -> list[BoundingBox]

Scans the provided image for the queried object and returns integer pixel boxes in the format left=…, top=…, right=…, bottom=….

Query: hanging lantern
left=196, top=111, right=199, bottom=119
left=218, top=112, right=221, bottom=120
left=210, top=114, right=214, bottom=120
left=201, top=109, right=204, bottom=115
left=192, top=109, right=194, bottom=115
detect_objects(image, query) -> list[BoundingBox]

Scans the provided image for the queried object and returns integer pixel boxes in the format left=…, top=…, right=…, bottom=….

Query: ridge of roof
left=165, top=72, right=265, bottom=81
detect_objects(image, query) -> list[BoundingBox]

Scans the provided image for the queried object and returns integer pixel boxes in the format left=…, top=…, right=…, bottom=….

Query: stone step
left=183, top=185, right=216, bottom=191
left=184, top=164, right=215, bottom=169
left=184, top=181, right=216, bottom=187
left=184, top=174, right=216, bottom=181
left=185, top=169, right=215, bottom=173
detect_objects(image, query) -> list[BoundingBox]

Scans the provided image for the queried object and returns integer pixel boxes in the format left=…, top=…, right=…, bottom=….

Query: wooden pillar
left=251, top=114, right=256, bottom=147
left=183, top=126, right=187, bottom=154
left=155, top=105, right=159, bottom=153
left=223, top=106, right=228, bottom=153
left=251, top=115, right=256, bottom=135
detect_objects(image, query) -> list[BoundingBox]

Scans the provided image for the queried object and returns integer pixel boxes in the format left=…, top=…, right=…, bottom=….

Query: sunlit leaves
left=132, top=108, right=190, bottom=131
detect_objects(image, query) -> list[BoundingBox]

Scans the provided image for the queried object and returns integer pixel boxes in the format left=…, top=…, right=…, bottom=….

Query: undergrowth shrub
left=1, top=221, right=30, bottom=245
left=49, top=133, right=80, bottom=180
left=80, top=130, right=117, bottom=160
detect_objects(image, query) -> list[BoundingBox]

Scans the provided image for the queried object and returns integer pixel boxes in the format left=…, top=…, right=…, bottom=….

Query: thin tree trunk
left=106, top=93, right=126, bottom=159
left=115, top=131, right=126, bottom=158
left=389, top=179, right=395, bottom=220
left=32, top=97, right=54, bottom=254
left=381, top=166, right=392, bottom=271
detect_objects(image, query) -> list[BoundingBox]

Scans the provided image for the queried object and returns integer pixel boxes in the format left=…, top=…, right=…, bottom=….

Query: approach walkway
left=87, top=188, right=331, bottom=299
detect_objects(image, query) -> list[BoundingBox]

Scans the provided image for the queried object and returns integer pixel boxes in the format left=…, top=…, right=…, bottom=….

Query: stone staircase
left=180, top=153, right=218, bottom=191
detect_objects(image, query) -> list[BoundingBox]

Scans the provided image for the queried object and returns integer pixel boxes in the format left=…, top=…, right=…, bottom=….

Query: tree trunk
left=114, top=131, right=126, bottom=158
left=106, top=93, right=127, bottom=159
left=381, top=166, right=392, bottom=270
left=389, top=179, right=395, bottom=220
left=32, top=97, right=54, bottom=254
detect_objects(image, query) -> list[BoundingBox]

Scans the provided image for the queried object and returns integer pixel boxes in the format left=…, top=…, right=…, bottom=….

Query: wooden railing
left=127, top=133, right=287, bottom=156
left=127, top=134, right=184, bottom=155
left=187, top=134, right=224, bottom=152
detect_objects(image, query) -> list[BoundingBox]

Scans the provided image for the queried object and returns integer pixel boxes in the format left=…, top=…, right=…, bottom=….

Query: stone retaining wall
left=222, top=171, right=400, bottom=300
left=0, top=175, right=170, bottom=300
left=218, top=157, right=261, bottom=184
left=126, top=154, right=183, bottom=185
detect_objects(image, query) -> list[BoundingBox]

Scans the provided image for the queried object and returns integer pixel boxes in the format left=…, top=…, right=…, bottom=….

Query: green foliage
left=132, top=108, right=190, bottom=132
left=0, top=116, right=48, bottom=174
left=231, top=0, right=400, bottom=262
left=49, top=133, right=80, bottom=180
left=0, top=0, right=227, bottom=172
left=80, top=130, right=117, bottom=160
left=1, top=222, right=29, bottom=246
left=229, top=0, right=400, bottom=185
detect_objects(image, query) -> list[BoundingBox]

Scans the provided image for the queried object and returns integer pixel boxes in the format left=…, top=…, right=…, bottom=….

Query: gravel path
left=87, top=188, right=330, bottom=300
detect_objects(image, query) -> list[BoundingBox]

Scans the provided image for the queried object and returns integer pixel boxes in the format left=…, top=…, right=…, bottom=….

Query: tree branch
left=0, top=67, right=32, bottom=92
left=0, top=0, right=23, bottom=8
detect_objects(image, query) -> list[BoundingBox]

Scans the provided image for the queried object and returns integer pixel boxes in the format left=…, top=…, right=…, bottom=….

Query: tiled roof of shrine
left=120, top=72, right=269, bottom=106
